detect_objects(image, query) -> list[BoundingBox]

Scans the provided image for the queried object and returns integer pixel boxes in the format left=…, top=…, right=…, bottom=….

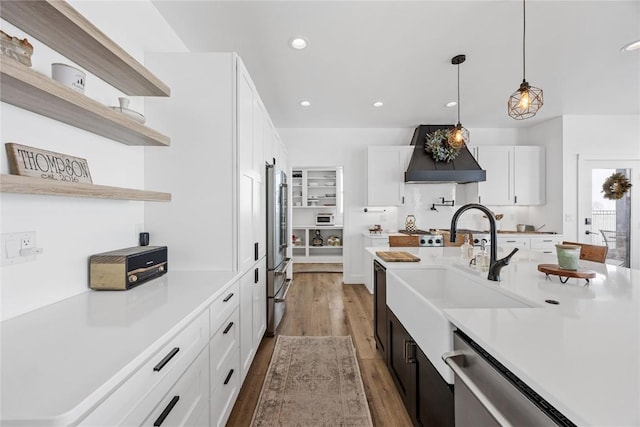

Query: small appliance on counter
left=89, top=246, right=167, bottom=290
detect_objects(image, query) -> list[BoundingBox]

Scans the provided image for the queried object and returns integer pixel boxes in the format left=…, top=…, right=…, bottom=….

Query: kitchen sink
left=386, top=267, right=534, bottom=384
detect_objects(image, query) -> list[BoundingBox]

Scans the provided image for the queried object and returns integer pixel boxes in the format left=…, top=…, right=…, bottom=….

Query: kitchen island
left=367, top=246, right=639, bottom=426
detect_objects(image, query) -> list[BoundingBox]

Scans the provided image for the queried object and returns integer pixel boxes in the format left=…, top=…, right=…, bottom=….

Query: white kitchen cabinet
left=292, top=226, right=344, bottom=263
left=209, top=293, right=240, bottom=427
left=367, top=146, right=414, bottom=206
left=145, top=53, right=276, bottom=272
left=476, top=146, right=512, bottom=205
left=292, top=167, right=342, bottom=209
left=140, top=347, right=209, bottom=427
left=474, top=146, right=545, bottom=206
left=529, top=235, right=563, bottom=255
left=363, top=234, right=390, bottom=293
left=239, top=257, right=266, bottom=382
left=252, top=258, right=267, bottom=348
left=80, top=309, right=210, bottom=427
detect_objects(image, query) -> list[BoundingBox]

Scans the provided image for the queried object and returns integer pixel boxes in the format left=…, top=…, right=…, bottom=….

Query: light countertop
left=1, top=270, right=239, bottom=425
left=367, top=246, right=639, bottom=426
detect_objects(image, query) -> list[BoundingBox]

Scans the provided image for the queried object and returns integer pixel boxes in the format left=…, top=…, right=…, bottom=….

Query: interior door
left=578, top=158, right=639, bottom=268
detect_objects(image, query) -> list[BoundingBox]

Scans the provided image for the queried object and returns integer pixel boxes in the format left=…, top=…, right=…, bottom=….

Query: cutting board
left=389, top=235, right=419, bottom=247
left=376, top=251, right=421, bottom=262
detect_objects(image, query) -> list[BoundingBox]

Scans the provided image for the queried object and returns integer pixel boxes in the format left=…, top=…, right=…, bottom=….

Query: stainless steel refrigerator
left=266, top=164, right=290, bottom=336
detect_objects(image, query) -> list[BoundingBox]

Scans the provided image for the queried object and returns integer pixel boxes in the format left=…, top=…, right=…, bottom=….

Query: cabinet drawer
left=79, top=310, right=209, bottom=426
left=141, top=347, right=209, bottom=427
left=210, top=307, right=239, bottom=389
left=498, top=237, right=529, bottom=248
left=530, top=238, right=560, bottom=250
left=210, top=280, right=240, bottom=339
left=210, top=346, right=240, bottom=427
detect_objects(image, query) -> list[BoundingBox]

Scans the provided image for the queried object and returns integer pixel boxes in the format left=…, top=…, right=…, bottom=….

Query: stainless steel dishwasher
left=442, top=332, right=576, bottom=427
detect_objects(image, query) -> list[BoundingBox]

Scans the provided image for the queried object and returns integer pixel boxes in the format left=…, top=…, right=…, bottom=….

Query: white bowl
left=51, top=63, right=85, bottom=93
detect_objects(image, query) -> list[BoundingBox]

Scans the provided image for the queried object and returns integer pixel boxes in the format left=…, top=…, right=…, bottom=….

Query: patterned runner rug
left=250, top=336, right=373, bottom=426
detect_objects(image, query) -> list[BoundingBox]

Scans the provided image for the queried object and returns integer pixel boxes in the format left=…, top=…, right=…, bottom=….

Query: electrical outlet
left=2, top=231, right=37, bottom=266
left=21, top=236, right=34, bottom=250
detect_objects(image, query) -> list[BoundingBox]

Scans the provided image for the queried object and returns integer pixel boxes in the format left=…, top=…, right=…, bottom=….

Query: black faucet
left=450, top=203, right=519, bottom=281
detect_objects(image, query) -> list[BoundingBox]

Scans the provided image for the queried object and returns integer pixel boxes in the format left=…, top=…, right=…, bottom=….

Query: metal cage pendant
left=508, top=80, right=543, bottom=120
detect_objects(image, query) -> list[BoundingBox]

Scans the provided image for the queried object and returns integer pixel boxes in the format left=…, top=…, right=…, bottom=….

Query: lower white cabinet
left=362, top=234, right=390, bottom=294
left=529, top=235, right=563, bottom=255
left=210, top=305, right=240, bottom=427
left=79, top=310, right=210, bottom=427
left=496, top=235, right=563, bottom=259
left=141, top=348, right=210, bottom=427
left=240, top=257, right=267, bottom=382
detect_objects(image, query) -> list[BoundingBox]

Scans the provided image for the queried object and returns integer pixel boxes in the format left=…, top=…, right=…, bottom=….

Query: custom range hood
left=405, top=125, right=486, bottom=183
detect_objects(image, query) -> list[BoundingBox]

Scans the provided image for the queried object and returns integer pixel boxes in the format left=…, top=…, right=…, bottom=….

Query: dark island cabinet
left=387, top=308, right=454, bottom=427
left=373, top=260, right=387, bottom=358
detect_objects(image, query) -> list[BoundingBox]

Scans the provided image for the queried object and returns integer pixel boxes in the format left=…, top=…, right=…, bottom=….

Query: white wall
left=561, top=115, right=640, bottom=241
left=526, top=117, right=564, bottom=234
left=0, top=2, right=187, bottom=320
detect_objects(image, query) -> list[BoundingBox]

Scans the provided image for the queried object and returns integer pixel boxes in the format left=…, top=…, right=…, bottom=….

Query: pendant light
left=508, top=0, right=543, bottom=120
left=448, top=54, right=469, bottom=148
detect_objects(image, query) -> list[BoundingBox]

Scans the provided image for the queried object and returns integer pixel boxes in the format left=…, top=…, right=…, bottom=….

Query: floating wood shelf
left=1, top=174, right=171, bottom=202
left=0, top=0, right=170, bottom=97
left=1, top=58, right=170, bottom=146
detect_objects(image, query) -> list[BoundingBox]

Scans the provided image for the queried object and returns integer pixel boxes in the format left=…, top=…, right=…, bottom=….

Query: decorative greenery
left=602, top=172, right=632, bottom=200
left=424, top=129, right=461, bottom=163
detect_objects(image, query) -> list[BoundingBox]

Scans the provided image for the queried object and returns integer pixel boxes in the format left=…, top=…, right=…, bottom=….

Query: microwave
left=316, top=213, right=335, bottom=226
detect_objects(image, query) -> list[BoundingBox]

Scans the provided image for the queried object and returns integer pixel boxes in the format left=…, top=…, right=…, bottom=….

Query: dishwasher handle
left=442, top=351, right=513, bottom=427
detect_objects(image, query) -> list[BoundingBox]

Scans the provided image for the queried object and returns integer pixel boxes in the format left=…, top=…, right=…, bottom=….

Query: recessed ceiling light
left=621, top=40, right=640, bottom=52
left=372, top=101, right=384, bottom=107
left=290, top=38, right=308, bottom=50
left=300, top=100, right=311, bottom=107
left=445, top=101, right=457, bottom=107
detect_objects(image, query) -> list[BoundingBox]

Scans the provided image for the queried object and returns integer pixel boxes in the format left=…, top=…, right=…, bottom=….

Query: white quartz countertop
left=367, top=246, right=640, bottom=426
left=1, top=270, right=239, bottom=425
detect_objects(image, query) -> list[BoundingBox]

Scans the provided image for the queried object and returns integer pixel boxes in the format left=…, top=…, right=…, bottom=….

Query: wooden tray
left=538, top=264, right=596, bottom=284
left=376, top=251, right=421, bottom=262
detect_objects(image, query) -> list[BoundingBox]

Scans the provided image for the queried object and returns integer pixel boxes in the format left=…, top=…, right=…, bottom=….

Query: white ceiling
left=153, top=1, right=640, bottom=129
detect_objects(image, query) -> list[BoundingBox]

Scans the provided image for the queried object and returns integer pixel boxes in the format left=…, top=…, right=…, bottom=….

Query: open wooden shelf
left=1, top=174, right=171, bottom=202
left=0, top=0, right=170, bottom=96
left=1, top=58, right=170, bottom=146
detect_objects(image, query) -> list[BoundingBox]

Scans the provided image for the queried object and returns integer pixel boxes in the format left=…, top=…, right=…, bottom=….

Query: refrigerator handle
left=280, top=182, right=289, bottom=249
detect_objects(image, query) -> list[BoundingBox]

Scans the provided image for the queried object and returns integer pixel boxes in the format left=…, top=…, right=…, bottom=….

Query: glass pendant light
left=508, top=0, right=543, bottom=120
left=449, top=54, right=469, bottom=148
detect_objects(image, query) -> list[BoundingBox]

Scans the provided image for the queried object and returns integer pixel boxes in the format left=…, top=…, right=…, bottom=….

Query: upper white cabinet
left=237, top=57, right=266, bottom=271
left=474, top=146, right=545, bottom=206
left=144, top=53, right=278, bottom=271
left=367, top=146, right=414, bottom=206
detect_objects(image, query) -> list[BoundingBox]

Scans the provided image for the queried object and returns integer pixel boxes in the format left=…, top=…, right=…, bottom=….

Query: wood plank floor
left=226, top=273, right=412, bottom=426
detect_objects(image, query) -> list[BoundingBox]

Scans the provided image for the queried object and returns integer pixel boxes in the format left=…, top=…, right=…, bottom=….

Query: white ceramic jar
left=51, top=63, right=85, bottom=93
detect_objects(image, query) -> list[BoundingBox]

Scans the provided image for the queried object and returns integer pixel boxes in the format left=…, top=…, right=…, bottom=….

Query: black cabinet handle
left=153, top=395, right=179, bottom=426
left=223, top=321, right=234, bottom=334
left=403, top=340, right=416, bottom=364
left=223, top=293, right=234, bottom=302
left=254, top=242, right=259, bottom=261
left=254, top=268, right=259, bottom=283
left=153, top=347, right=179, bottom=372
left=514, top=195, right=518, bottom=204
left=224, top=369, right=234, bottom=385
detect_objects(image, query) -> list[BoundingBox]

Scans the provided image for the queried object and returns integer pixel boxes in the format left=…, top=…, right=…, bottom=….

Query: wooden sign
left=5, top=143, right=92, bottom=184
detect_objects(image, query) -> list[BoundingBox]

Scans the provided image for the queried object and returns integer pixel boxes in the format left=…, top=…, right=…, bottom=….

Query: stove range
left=398, top=229, right=443, bottom=247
